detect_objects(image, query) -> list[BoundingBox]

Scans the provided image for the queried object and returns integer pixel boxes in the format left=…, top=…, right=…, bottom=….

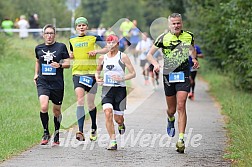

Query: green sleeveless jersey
left=154, top=30, right=194, bottom=75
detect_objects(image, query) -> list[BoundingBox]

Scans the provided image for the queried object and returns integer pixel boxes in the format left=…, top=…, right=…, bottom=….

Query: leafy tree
left=221, top=0, right=252, bottom=90
left=101, top=0, right=146, bottom=30
left=185, top=0, right=252, bottom=91
left=141, top=0, right=186, bottom=37
left=166, top=0, right=185, bottom=17
left=76, top=0, right=108, bottom=28
left=0, top=0, right=19, bottom=21
left=142, top=0, right=171, bottom=28
left=0, top=0, right=72, bottom=28
left=185, top=0, right=232, bottom=67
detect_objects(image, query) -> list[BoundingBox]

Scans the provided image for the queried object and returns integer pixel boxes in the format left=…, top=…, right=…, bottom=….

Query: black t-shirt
left=35, top=42, right=69, bottom=89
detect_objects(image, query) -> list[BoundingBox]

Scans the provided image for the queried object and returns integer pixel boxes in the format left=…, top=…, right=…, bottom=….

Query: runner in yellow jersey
left=69, top=17, right=108, bottom=141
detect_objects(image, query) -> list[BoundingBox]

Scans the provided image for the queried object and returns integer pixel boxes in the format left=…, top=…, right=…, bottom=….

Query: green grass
left=199, top=59, right=252, bottom=166
left=0, top=37, right=42, bottom=160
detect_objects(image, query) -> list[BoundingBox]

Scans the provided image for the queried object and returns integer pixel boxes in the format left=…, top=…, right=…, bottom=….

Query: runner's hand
left=70, top=52, right=74, bottom=59
left=153, top=63, right=160, bottom=73
left=192, top=58, right=200, bottom=69
left=50, top=61, right=61, bottom=68
left=88, top=50, right=97, bottom=57
left=111, top=75, right=124, bottom=82
left=96, top=78, right=104, bottom=86
left=33, top=74, right=38, bottom=85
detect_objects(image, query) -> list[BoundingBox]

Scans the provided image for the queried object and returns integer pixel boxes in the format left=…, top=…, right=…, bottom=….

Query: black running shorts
left=163, top=75, right=190, bottom=96
left=73, top=75, right=97, bottom=94
left=37, top=86, right=64, bottom=105
left=101, top=86, right=127, bottom=111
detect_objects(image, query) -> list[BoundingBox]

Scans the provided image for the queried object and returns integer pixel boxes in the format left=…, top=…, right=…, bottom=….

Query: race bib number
left=168, top=72, right=185, bottom=83
left=104, top=75, right=119, bottom=85
left=42, top=64, right=56, bottom=75
left=79, top=76, right=93, bottom=87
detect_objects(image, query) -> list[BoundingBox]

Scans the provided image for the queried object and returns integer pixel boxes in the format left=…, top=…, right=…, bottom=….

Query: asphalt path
left=0, top=58, right=231, bottom=167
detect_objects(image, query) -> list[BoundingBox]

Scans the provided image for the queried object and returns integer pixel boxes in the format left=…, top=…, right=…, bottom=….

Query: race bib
left=168, top=71, right=185, bottom=83
left=79, top=76, right=93, bottom=87
left=42, top=64, right=56, bottom=75
left=104, top=75, right=119, bottom=85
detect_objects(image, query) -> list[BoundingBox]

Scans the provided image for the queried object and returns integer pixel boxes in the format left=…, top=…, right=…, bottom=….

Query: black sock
left=89, top=107, right=97, bottom=130
left=40, top=112, right=49, bottom=134
left=192, top=83, right=195, bottom=92
left=54, top=114, right=62, bottom=136
left=54, top=115, right=62, bottom=131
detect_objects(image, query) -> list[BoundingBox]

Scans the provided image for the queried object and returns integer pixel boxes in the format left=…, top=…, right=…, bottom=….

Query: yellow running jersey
left=70, top=33, right=105, bottom=75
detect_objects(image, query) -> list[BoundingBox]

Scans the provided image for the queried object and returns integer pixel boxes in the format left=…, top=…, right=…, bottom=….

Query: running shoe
left=52, top=133, right=60, bottom=146
left=118, top=124, right=126, bottom=135
left=90, top=129, right=97, bottom=141
left=167, top=118, right=175, bottom=137
left=40, top=133, right=50, bottom=145
left=76, top=131, right=85, bottom=141
left=176, top=139, right=185, bottom=153
left=107, top=141, right=117, bottom=150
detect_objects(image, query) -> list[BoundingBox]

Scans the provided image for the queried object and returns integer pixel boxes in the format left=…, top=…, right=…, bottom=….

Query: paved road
left=0, top=59, right=231, bottom=167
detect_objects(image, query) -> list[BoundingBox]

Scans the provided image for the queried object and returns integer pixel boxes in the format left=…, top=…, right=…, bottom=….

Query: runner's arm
left=197, top=53, right=204, bottom=58
left=147, top=45, right=160, bottom=72
left=95, top=55, right=104, bottom=83
left=121, top=53, right=136, bottom=81
left=190, top=45, right=199, bottom=69
left=189, top=45, right=197, bottom=59
left=89, top=36, right=109, bottom=56
left=61, top=58, right=70, bottom=68
left=69, top=42, right=74, bottom=59
left=34, top=59, right=39, bottom=84
left=88, top=45, right=109, bottom=56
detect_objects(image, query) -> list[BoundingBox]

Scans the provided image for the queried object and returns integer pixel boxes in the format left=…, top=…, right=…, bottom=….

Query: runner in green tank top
left=147, top=13, right=199, bottom=153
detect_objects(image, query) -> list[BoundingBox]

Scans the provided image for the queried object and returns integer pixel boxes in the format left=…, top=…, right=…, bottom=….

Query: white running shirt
left=103, top=51, right=126, bottom=87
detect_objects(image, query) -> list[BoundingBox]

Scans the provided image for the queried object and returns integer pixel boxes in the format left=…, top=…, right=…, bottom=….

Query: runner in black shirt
left=34, top=24, right=70, bottom=146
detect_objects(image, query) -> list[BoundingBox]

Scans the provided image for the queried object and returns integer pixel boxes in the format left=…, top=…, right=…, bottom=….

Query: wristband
left=59, top=64, right=62, bottom=68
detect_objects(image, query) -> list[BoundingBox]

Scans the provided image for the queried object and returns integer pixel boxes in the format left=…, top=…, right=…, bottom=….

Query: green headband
left=75, top=17, right=88, bottom=26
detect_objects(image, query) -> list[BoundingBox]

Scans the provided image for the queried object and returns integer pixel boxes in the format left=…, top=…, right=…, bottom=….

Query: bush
left=186, top=0, right=252, bottom=91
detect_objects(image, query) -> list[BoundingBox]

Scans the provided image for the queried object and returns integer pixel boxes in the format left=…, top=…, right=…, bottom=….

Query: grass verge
left=199, top=59, right=252, bottom=166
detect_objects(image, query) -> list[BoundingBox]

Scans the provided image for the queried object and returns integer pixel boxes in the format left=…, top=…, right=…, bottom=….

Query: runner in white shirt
left=95, top=35, right=136, bottom=150
left=136, top=32, right=153, bottom=85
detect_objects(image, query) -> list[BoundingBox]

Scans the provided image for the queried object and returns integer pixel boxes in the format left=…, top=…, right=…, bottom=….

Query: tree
left=76, top=0, right=108, bottom=28
left=185, top=0, right=252, bottom=91
left=142, top=0, right=171, bottom=28
left=0, top=0, right=20, bottom=21
left=0, top=0, right=72, bottom=28
left=101, top=0, right=146, bottom=30
left=166, top=0, right=185, bottom=17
